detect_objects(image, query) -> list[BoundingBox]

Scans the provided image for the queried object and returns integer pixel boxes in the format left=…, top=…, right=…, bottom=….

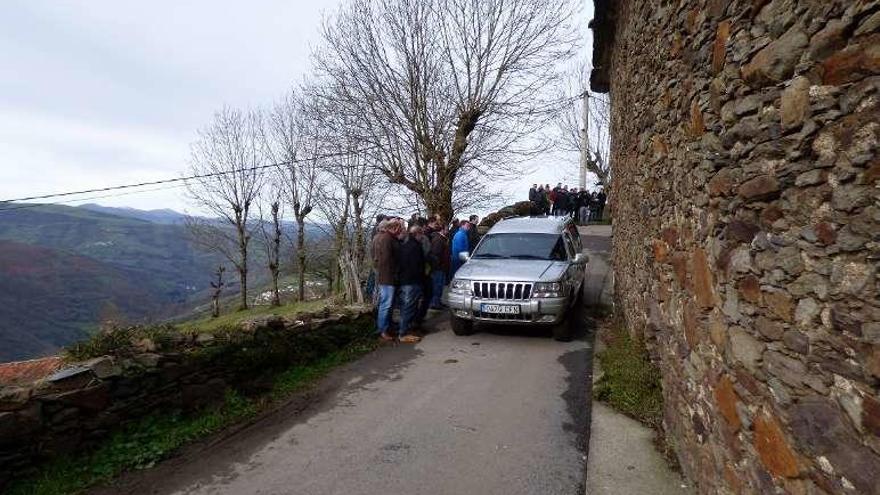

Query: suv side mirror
left=459, top=251, right=470, bottom=262
left=574, top=253, right=589, bottom=264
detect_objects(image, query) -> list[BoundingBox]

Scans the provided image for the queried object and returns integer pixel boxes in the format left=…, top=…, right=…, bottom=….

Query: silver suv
left=443, top=216, right=588, bottom=341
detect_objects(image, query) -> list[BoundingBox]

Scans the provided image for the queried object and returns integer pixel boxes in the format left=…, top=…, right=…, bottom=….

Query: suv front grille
left=472, top=281, right=532, bottom=301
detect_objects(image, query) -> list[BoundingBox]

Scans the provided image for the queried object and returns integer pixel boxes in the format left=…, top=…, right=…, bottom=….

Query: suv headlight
left=533, top=281, right=562, bottom=298
left=450, top=279, right=471, bottom=294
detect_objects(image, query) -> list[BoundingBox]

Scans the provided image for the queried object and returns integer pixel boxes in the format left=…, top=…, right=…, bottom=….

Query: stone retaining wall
left=592, top=0, right=879, bottom=493
left=0, top=306, right=373, bottom=490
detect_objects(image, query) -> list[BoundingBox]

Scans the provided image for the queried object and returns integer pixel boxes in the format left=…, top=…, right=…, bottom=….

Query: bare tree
left=257, top=188, right=284, bottom=307
left=307, top=88, right=389, bottom=303
left=210, top=265, right=226, bottom=317
left=312, top=156, right=382, bottom=304
left=313, top=0, right=579, bottom=222
left=186, top=107, right=267, bottom=310
left=313, top=181, right=350, bottom=298
left=291, top=232, right=336, bottom=298
left=265, top=89, right=320, bottom=302
left=556, top=63, right=612, bottom=187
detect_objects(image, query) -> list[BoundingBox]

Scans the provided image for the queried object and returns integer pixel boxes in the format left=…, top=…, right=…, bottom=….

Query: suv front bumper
left=442, top=291, right=569, bottom=324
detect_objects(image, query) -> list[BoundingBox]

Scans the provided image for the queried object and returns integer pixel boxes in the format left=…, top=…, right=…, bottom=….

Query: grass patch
left=593, top=320, right=663, bottom=427
left=64, top=324, right=179, bottom=362
left=64, top=300, right=332, bottom=362
left=177, top=299, right=330, bottom=334
left=9, top=335, right=377, bottom=495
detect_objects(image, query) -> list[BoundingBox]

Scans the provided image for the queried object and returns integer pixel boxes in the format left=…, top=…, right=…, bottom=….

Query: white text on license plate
left=481, top=304, right=521, bottom=314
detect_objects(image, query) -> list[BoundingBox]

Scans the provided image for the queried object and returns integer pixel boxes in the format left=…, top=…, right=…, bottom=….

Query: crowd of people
left=369, top=213, right=480, bottom=343
left=528, top=183, right=606, bottom=224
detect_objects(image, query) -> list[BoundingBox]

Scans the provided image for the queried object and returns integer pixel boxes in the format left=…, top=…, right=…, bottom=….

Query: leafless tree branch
left=185, top=106, right=268, bottom=310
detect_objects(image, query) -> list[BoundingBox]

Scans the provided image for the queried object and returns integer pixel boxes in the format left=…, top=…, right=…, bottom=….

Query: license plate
left=481, top=304, right=521, bottom=314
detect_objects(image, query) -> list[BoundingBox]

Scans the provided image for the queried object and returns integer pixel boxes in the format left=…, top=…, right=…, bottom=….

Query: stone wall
left=0, top=306, right=373, bottom=490
left=593, top=0, right=879, bottom=493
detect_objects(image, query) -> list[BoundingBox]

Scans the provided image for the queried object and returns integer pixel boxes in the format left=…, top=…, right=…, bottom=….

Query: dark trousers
left=416, top=275, right=432, bottom=323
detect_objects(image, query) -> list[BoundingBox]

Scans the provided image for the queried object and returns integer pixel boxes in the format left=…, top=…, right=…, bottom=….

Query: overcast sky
left=0, top=0, right=595, bottom=215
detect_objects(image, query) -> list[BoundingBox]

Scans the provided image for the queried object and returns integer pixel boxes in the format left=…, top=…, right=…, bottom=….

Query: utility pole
left=579, top=91, right=590, bottom=190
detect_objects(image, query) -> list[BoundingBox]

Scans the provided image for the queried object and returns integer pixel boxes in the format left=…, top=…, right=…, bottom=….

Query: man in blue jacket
left=450, top=221, right=471, bottom=277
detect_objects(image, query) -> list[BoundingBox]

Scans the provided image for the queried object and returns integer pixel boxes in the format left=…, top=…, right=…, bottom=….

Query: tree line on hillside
left=184, top=0, right=610, bottom=312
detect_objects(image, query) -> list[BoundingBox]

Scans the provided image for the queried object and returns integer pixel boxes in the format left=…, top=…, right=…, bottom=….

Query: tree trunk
left=238, top=263, right=248, bottom=310
left=210, top=266, right=224, bottom=318
left=296, top=216, right=306, bottom=302
left=426, top=188, right=454, bottom=224
left=270, top=202, right=282, bottom=307
left=270, top=267, right=281, bottom=306
left=236, top=219, right=249, bottom=311
left=338, top=244, right=364, bottom=304
left=333, top=194, right=351, bottom=296
left=352, top=192, right=366, bottom=275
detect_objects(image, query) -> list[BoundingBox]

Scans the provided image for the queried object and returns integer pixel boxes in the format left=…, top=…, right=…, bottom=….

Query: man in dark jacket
left=396, top=225, right=425, bottom=343
left=578, top=189, right=592, bottom=224
left=413, top=225, right=433, bottom=326
left=528, top=184, right=539, bottom=215
left=468, top=215, right=480, bottom=250
left=567, top=187, right=578, bottom=218
left=536, top=185, right=549, bottom=215
left=372, top=219, right=402, bottom=341
left=449, top=218, right=460, bottom=240
left=556, top=186, right=569, bottom=217
left=429, top=227, right=451, bottom=309
left=596, top=189, right=607, bottom=220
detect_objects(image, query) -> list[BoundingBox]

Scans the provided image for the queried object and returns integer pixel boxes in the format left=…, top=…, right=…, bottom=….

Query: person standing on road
left=429, top=227, right=450, bottom=309
left=528, top=184, right=539, bottom=215
left=396, top=226, right=425, bottom=343
left=557, top=185, right=569, bottom=217
left=449, top=218, right=460, bottom=240
left=534, top=185, right=543, bottom=214
left=567, top=188, right=578, bottom=219
left=450, top=221, right=471, bottom=277
left=596, top=189, right=607, bottom=221
left=468, top=215, right=480, bottom=249
left=372, top=219, right=401, bottom=341
left=413, top=224, right=433, bottom=328
left=578, top=189, right=591, bottom=225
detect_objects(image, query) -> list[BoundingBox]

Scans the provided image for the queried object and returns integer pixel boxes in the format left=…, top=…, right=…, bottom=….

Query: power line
left=0, top=183, right=190, bottom=213
left=0, top=146, right=382, bottom=213
left=0, top=161, right=292, bottom=204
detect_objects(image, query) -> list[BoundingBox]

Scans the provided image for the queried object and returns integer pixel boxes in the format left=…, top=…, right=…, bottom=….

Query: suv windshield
left=471, top=233, right=567, bottom=261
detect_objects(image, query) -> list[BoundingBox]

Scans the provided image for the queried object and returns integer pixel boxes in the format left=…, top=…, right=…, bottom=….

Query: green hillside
left=0, top=240, right=166, bottom=361
left=0, top=204, right=253, bottom=362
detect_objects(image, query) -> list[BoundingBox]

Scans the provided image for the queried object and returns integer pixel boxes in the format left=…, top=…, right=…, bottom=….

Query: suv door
left=563, top=232, right=587, bottom=291
left=562, top=232, right=583, bottom=298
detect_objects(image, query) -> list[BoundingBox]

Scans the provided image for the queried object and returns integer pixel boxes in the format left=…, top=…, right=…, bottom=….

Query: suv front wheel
left=451, top=315, right=475, bottom=336
left=553, top=306, right=582, bottom=342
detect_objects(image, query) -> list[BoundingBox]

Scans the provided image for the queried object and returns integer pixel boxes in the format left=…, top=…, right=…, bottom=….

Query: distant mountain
left=78, top=204, right=189, bottom=224
left=0, top=204, right=249, bottom=362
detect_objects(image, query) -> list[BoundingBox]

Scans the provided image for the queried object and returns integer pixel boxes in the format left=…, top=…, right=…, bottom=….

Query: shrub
left=593, top=322, right=663, bottom=426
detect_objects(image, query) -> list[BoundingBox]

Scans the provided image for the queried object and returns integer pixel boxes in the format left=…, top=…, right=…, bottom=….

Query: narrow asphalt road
left=94, top=227, right=611, bottom=495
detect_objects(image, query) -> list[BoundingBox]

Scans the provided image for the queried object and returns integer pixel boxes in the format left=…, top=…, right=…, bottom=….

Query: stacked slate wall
left=0, top=307, right=373, bottom=490
left=595, top=0, right=880, bottom=493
